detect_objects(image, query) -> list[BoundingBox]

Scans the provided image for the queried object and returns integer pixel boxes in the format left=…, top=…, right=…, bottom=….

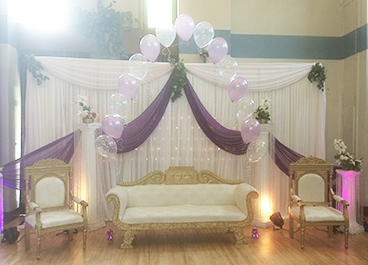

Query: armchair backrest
left=289, top=156, right=334, bottom=204
left=25, top=158, right=73, bottom=211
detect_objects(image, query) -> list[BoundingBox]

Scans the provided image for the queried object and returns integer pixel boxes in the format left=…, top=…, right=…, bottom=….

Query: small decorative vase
left=257, top=119, right=268, bottom=124
left=83, top=118, right=94, bottom=124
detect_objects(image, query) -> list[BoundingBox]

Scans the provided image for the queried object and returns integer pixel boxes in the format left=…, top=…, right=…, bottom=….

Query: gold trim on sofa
left=108, top=166, right=258, bottom=249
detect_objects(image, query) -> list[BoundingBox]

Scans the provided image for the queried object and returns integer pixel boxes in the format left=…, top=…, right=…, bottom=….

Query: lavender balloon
left=241, top=118, right=261, bottom=144
left=175, top=14, right=195, bottom=42
left=228, top=76, right=248, bottom=102
left=118, top=73, right=138, bottom=100
left=102, top=114, right=125, bottom=139
left=140, top=34, right=161, bottom=62
left=208, top=37, right=228, bottom=64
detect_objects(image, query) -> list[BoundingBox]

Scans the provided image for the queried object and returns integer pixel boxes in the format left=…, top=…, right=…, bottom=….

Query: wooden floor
left=1, top=220, right=367, bottom=265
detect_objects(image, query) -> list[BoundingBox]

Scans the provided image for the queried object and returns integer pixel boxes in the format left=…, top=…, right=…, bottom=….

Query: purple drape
left=273, top=135, right=304, bottom=177
left=184, top=79, right=248, bottom=155
left=0, top=130, right=80, bottom=190
left=116, top=72, right=173, bottom=153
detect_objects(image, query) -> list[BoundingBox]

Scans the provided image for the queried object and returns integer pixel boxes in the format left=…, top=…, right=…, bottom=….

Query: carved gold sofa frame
left=106, top=166, right=259, bottom=248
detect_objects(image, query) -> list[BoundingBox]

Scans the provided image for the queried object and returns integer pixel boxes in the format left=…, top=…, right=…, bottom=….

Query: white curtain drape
left=25, top=57, right=325, bottom=229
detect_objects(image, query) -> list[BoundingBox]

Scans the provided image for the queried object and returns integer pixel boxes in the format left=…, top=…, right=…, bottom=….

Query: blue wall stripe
left=180, top=25, right=368, bottom=60
left=231, top=34, right=343, bottom=60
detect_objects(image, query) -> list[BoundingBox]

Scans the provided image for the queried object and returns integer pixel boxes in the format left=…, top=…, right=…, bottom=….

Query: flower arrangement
left=333, top=139, right=362, bottom=171
left=254, top=99, right=271, bottom=121
left=77, top=95, right=97, bottom=120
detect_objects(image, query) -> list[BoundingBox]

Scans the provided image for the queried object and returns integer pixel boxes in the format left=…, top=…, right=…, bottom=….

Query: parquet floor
left=1, top=220, right=367, bottom=265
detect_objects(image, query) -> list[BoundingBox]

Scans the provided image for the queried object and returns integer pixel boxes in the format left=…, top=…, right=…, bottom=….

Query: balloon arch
left=97, top=14, right=262, bottom=162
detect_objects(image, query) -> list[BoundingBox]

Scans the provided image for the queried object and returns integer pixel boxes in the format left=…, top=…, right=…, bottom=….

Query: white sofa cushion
left=26, top=209, right=83, bottom=229
left=125, top=184, right=237, bottom=207
left=122, top=204, right=246, bottom=224
left=290, top=206, right=345, bottom=222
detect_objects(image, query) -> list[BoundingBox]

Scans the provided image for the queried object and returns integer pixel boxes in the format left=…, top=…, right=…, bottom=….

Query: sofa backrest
left=124, top=184, right=238, bottom=207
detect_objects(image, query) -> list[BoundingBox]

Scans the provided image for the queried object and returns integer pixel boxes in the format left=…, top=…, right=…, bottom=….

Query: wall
left=341, top=0, right=368, bottom=205
left=1, top=0, right=367, bottom=206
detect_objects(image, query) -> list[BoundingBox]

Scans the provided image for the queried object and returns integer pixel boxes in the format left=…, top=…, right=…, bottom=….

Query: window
left=144, top=0, right=177, bottom=28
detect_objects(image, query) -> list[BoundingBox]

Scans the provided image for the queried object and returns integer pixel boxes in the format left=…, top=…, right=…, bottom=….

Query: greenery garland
left=21, top=53, right=49, bottom=85
left=74, top=1, right=135, bottom=59
left=308, top=62, right=326, bottom=91
left=169, top=58, right=187, bottom=102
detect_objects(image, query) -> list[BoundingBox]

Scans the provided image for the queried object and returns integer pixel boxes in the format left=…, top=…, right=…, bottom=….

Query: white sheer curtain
left=25, top=57, right=325, bottom=229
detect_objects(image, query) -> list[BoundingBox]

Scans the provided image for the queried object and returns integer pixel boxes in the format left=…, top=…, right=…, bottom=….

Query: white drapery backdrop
left=25, top=57, right=325, bottom=229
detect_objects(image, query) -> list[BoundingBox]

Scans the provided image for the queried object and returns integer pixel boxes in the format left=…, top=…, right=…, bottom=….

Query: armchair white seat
left=24, top=158, right=88, bottom=259
left=288, top=156, right=349, bottom=249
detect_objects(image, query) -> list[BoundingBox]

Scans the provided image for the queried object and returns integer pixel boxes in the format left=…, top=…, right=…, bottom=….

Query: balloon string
left=161, top=41, right=188, bottom=61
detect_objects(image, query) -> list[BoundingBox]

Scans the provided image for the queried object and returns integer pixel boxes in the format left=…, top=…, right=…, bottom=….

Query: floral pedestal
left=336, top=169, right=364, bottom=234
left=257, top=119, right=268, bottom=124
left=83, top=118, right=95, bottom=124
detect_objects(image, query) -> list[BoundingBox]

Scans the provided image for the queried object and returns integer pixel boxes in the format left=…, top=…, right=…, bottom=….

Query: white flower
left=77, top=95, right=88, bottom=106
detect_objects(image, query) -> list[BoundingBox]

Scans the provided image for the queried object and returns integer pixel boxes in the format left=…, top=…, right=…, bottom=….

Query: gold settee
left=106, top=166, right=259, bottom=248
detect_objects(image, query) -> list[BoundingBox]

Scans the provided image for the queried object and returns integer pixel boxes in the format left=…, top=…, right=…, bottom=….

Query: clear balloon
left=246, top=140, right=267, bottom=163
left=101, top=114, right=125, bottom=139
left=118, top=73, right=138, bottom=100
left=236, top=97, right=256, bottom=125
left=128, top=53, right=149, bottom=80
left=208, top=37, right=228, bottom=64
left=140, top=34, right=161, bottom=62
left=95, top=134, right=117, bottom=159
left=156, top=24, right=176, bottom=48
left=241, top=118, right=261, bottom=144
left=109, top=93, right=128, bottom=120
left=175, top=14, right=195, bottom=42
left=218, top=57, right=238, bottom=82
left=228, top=76, right=248, bottom=102
left=193, top=21, right=214, bottom=48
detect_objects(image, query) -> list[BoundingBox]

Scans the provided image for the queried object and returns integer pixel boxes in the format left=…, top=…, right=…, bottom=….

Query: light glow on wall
left=147, top=0, right=173, bottom=28
left=8, top=0, right=69, bottom=31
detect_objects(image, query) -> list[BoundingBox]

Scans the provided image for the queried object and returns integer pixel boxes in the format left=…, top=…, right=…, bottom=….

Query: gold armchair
left=288, top=156, right=349, bottom=249
left=24, top=158, right=88, bottom=259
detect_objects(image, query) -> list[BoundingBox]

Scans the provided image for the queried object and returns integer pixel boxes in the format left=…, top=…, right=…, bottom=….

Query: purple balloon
left=228, top=76, right=248, bottom=102
left=175, top=14, right=195, bottom=42
left=102, top=114, right=125, bottom=139
left=118, top=73, right=138, bottom=100
left=241, top=118, right=261, bottom=144
left=140, top=34, right=161, bottom=62
left=208, top=37, right=228, bottom=64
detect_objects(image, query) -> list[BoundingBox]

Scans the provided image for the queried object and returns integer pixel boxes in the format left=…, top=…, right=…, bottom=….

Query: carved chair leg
left=83, top=227, right=87, bottom=250
left=300, top=226, right=305, bottom=249
left=68, top=230, right=73, bottom=241
left=120, top=230, right=135, bottom=249
left=25, top=226, right=30, bottom=250
left=327, top=226, right=332, bottom=238
left=36, top=231, right=41, bottom=260
left=229, top=227, right=247, bottom=245
left=289, top=218, right=294, bottom=238
left=345, top=226, right=349, bottom=249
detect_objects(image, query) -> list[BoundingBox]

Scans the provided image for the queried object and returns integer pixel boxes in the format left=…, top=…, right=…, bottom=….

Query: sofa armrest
left=106, top=185, right=128, bottom=221
left=234, top=183, right=259, bottom=216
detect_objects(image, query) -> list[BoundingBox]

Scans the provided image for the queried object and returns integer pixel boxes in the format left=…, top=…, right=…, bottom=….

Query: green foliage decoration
left=21, top=53, right=49, bottom=86
left=75, top=1, right=135, bottom=59
left=308, top=63, right=327, bottom=91
left=169, top=58, right=187, bottom=102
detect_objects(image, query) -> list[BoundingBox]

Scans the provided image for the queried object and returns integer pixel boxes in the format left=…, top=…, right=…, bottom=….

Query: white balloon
left=236, top=97, right=256, bottom=125
left=155, top=24, right=176, bottom=48
left=246, top=140, right=267, bottom=163
left=218, top=57, right=238, bottom=82
left=95, top=135, right=117, bottom=159
left=193, top=21, right=215, bottom=48
left=128, top=53, right=149, bottom=80
left=109, top=93, right=128, bottom=120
